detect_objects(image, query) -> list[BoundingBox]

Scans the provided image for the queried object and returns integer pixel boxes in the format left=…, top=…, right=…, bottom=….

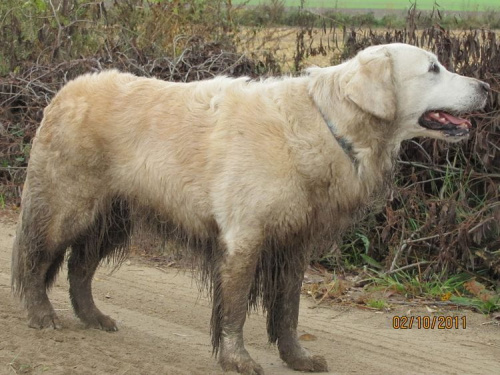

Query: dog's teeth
left=430, top=112, right=447, bottom=123
left=429, top=112, right=441, bottom=121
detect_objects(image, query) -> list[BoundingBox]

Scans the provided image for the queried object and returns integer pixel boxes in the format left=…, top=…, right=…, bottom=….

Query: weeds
left=369, top=271, right=469, bottom=299
left=366, top=271, right=500, bottom=313
left=302, top=264, right=500, bottom=313
left=453, top=279, right=500, bottom=313
left=366, top=299, right=388, bottom=310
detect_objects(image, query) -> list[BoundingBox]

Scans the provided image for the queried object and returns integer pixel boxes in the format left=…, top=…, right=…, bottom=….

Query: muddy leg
left=68, top=204, right=130, bottom=331
left=268, top=260, right=328, bottom=372
left=214, top=232, right=264, bottom=375
left=67, top=244, right=117, bottom=331
left=11, top=207, right=67, bottom=330
left=23, top=251, right=66, bottom=329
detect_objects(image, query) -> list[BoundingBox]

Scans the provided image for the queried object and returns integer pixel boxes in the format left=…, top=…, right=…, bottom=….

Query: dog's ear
left=345, top=47, right=396, bottom=121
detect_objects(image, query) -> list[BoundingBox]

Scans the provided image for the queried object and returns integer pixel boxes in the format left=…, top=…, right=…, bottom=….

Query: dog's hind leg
left=12, top=194, right=75, bottom=329
left=213, top=229, right=264, bottom=375
left=13, top=229, right=67, bottom=329
left=12, top=169, right=108, bottom=329
left=68, top=199, right=131, bottom=331
left=265, top=252, right=328, bottom=372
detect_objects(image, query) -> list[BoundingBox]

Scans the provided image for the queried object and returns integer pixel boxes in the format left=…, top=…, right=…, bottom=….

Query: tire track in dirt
left=302, top=312, right=487, bottom=369
left=1, top=220, right=499, bottom=375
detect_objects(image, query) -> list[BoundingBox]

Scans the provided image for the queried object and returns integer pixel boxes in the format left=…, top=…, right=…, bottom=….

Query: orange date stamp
left=392, top=316, right=466, bottom=329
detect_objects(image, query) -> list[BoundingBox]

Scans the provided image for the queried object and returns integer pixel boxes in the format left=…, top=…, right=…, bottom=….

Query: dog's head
left=385, top=43, right=489, bottom=142
left=311, top=43, right=489, bottom=144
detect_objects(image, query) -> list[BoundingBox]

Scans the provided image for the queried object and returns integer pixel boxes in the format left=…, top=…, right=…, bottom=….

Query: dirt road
left=1, top=218, right=499, bottom=375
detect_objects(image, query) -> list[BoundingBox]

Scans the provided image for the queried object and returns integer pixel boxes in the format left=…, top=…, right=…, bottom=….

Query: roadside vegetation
left=1, top=0, right=498, bottom=312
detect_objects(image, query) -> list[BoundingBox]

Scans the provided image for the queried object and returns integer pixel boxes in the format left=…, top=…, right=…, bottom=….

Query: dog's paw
left=286, top=354, right=328, bottom=372
left=219, top=351, right=264, bottom=375
left=279, top=342, right=328, bottom=373
left=80, top=312, right=118, bottom=332
left=28, top=312, right=62, bottom=330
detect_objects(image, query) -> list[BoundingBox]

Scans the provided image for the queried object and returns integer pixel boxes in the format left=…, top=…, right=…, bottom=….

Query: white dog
left=12, top=43, right=488, bottom=374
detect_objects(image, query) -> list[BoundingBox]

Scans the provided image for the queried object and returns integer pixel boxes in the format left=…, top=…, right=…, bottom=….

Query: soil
left=1, top=217, right=499, bottom=375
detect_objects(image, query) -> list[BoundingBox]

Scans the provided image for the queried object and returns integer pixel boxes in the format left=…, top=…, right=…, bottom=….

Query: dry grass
left=237, top=25, right=500, bottom=73
left=236, top=26, right=334, bottom=71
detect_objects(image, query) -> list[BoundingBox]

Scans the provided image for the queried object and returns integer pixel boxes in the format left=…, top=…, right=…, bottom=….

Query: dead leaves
left=304, top=278, right=353, bottom=305
left=464, top=279, right=496, bottom=303
left=298, top=333, right=317, bottom=342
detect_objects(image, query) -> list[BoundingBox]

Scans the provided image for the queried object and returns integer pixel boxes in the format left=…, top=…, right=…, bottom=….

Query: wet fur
left=11, top=43, right=488, bottom=374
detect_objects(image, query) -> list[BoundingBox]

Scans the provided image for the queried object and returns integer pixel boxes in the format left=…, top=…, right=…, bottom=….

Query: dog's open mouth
left=418, top=110, right=472, bottom=137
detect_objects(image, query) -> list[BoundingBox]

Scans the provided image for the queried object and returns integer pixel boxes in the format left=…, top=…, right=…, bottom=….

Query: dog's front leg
left=216, top=233, right=264, bottom=375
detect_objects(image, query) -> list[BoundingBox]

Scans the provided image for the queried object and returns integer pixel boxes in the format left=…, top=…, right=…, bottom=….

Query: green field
left=234, top=0, right=500, bottom=11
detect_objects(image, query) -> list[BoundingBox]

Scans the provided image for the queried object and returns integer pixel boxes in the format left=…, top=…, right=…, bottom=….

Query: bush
left=0, top=0, right=240, bottom=75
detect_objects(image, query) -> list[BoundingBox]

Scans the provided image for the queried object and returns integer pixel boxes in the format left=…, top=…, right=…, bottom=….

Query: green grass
left=370, top=271, right=468, bottom=298
left=234, top=0, right=500, bottom=11
left=450, top=295, right=500, bottom=314
left=367, top=271, right=500, bottom=313
left=366, top=299, right=388, bottom=309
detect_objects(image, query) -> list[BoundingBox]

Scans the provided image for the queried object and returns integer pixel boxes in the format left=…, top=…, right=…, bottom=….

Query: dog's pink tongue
left=440, top=112, right=472, bottom=128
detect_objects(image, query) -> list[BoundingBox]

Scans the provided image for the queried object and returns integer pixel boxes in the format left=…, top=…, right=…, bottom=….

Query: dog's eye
left=429, top=62, right=440, bottom=73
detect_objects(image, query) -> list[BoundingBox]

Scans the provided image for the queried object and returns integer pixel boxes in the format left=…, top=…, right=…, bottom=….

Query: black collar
left=317, top=109, right=358, bottom=167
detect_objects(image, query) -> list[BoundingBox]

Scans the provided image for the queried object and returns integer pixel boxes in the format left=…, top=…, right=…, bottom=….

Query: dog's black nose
left=480, top=81, right=490, bottom=93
